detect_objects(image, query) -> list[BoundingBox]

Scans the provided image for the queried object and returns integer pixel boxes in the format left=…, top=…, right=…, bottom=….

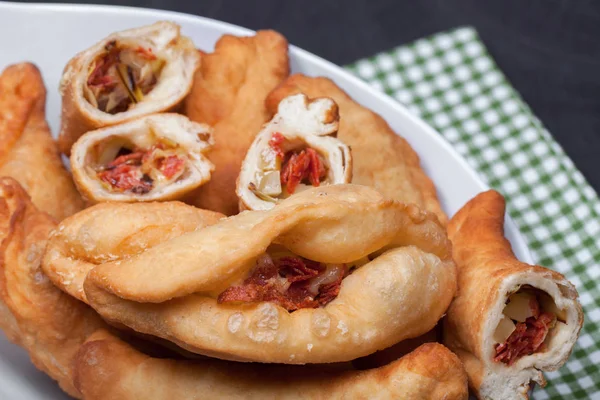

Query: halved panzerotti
left=70, top=113, right=214, bottom=203
left=58, top=21, right=200, bottom=155
left=237, top=93, right=352, bottom=210
left=444, top=190, right=583, bottom=400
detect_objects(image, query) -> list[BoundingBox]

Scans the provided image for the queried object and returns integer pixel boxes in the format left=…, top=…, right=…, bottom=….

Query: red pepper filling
left=268, top=132, right=327, bottom=194
left=494, top=296, right=557, bottom=365
left=87, top=44, right=119, bottom=90
left=135, top=46, right=157, bottom=61
left=157, top=155, right=185, bottom=179
left=218, top=254, right=347, bottom=311
left=97, top=150, right=151, bottom=194
left=97, top=145, right=185, bottom=194
left=86, top=41, right=163, bottom=114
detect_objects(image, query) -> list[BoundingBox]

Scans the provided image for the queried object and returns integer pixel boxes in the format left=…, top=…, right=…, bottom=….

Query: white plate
left=0, top=2, right=533, bottom=399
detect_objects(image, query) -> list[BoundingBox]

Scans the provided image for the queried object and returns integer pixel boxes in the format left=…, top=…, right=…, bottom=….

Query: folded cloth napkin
left=347, top=26, right=600, bottom=399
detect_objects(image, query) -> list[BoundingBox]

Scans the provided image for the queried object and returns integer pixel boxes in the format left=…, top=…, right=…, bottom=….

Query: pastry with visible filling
left=70, top=113, right=214, bottom=203
left=59, top=21, right=199, bottom=155
left=265, top=74, right=447, bottom=225
left=237, top=93, right=351, bottom=210
left=183, top=30, right=290, bottom=215
left=444, top=190, right=583, bottom=400
left=73, top=330, right=469, bottom=400
left=0, top=63, right=84, bottom=220
left=79, top=184, right=456, bottom=364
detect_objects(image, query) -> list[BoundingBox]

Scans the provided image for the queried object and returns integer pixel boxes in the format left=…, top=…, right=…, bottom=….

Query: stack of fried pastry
left=0, top=20, right=582, bottom=400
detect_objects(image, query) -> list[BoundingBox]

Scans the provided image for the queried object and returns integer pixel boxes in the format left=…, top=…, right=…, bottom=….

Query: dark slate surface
left=16, top=0, right=600, bottom=192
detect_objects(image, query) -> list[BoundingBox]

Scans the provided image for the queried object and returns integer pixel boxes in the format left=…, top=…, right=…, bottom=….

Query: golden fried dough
left=80, top=184, right=455, bottom=364
left=0, top=63, right=84, bottom=220
left=353, top=325, right=441, bottom=370
left=43, top=201, right=223, bottom=303
left=74, top=330, right=468, bottom=400
left=0, top=178, right=103, bottom=398
left=265, top=74, right=447, bottom=225
left=184, top=30, right=290, bottom=215
left=444, top=190, right=583, bottom=400
left=58, top=21, right=199, bottom=155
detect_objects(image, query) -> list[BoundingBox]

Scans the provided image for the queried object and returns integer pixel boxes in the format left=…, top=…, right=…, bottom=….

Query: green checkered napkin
left=346, top=27, right=599, bottom=399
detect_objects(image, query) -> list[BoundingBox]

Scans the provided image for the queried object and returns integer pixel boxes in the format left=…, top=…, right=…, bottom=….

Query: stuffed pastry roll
left=237, top=93, right=351, bottom=210
left=70, top=113, right=214, bottom=203
left=58, top=21, right=199, bottom=155
left=444, top=190, right=583, bottom=400
left=0, top=63, right=84, bottom=220
left=73, top=330, right=468, bottom=400
left=76, top=184, right=455, bottom=364
left=265, top=74, right=447, bottom=225
left=183, top=30, right=290, bottom=215
left=0, top=178, right=104, bottom=397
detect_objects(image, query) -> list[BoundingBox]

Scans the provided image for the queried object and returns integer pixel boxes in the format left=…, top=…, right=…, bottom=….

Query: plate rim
left=0, top=1, right=533, bottom=260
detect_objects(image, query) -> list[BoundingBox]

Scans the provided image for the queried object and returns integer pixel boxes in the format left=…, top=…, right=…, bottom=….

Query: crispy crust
left=237, top=93, right=352, bottom=211
left=265, top=74, right=447, bottom=225
left=73, top=330, right=468, bottom=400
left=42, top=201, right=224, bottom=303
left=444, top=190, right=584, bottom=400
left=58, top=21, right=200, bottom=155
left=183, top=30, right=290, bottom=215
left=81, top=184, right=456, bottom=363
left=70, top=113, right=214, bottom=203
left=0, top=178, right=104, bottom=398
left=353, top=325, right=441, bottom=370
left=0, top=63, right=84, bottom=220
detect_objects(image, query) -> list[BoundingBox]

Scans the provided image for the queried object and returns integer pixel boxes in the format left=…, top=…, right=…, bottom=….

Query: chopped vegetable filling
left=96, top=143, right=185, bottom=194
left=85, top=40, right=165, bottom=114
left=218, top=253, right=347, bottom=311
left=280, top=148, right=326, bottom=194
left=263, top=132, right=327, bottom=196
left=494, top=292, right=557, bottom=365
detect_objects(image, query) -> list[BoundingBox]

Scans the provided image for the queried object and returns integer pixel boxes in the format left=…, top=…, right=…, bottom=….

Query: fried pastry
left=265, top=74, right=447, bottom=225
left=184, top=30, right=290, bottom=215
left=74, top=330, right=468, bottom=400
left=81, top=184, right=456, bottom=363
left=0, top=178, right=103, bottom=397
left=0, top=63, right=84, bottom=220
left=59, top=21, right=199, bottom=155
left=70, top=113, right=214, bottom=203
left=352, top=325, right=441, bottom=370
left=237, top=93, right=351, bottom=210
left=444, top=190, right=583, bottom=400
left=43, top=201, right=223, bottom=303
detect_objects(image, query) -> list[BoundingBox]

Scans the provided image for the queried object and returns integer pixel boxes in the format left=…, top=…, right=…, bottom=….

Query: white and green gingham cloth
left=347, top=27, right=599, bottom=399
